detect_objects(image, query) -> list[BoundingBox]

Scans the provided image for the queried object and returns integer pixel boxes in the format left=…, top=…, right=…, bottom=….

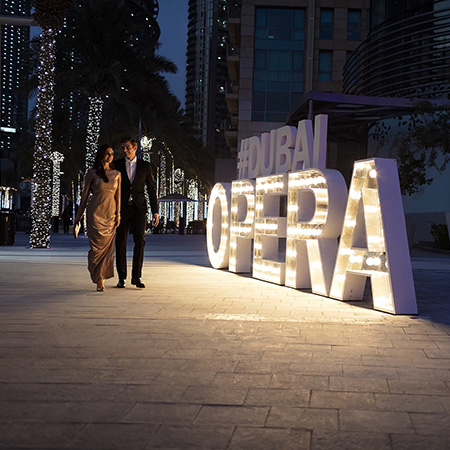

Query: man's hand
left=152, top=213, right=159, bottom=228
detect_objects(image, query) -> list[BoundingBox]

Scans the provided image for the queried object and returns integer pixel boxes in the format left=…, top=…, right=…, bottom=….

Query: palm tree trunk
left=30, top=28, right=57, bottom=249
left=85, top=97, right=104, bottom=172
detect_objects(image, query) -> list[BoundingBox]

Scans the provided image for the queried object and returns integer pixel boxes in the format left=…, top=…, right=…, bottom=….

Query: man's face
left=122, top=140, right=137, bottom=160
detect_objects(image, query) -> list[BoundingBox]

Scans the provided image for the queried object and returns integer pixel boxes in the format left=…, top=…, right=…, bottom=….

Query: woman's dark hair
left=93, top=144, right=114, bottom=182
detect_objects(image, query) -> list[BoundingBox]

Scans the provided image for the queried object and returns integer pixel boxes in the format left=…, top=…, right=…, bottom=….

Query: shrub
left=430, top=223, right=450, bottom=250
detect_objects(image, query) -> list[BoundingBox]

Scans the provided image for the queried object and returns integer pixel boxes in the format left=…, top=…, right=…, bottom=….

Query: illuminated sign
left=207, top=115, right=417, bottom=315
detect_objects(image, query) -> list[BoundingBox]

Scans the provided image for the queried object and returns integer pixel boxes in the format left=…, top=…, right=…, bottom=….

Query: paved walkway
left=0, top=232, right=450, bottom=449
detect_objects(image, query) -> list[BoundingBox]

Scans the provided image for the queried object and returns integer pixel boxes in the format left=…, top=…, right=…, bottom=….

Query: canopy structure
left=287, top=91, right=450, bottom=133
left=158, top=193, right=197, bottom=202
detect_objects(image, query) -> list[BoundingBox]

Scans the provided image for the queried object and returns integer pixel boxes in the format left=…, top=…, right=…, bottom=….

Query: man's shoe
left=131, top=278, right=145, bottom=288
left=116, top=279, right=126, bottom=288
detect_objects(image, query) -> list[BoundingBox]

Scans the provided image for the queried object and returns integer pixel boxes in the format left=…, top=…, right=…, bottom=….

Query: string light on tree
left=30, top=28, right=57, bottom=249
left=51, top=151, right=64, bottom=217
left=85, top=97, right=104, bottom=172
left=159, top=149, right=167, bottom=219
left=141, top=136, right=155, bottom=223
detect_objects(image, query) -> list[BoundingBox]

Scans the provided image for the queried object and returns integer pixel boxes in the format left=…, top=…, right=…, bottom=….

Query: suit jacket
left=115, top=157, right=158, bottom=215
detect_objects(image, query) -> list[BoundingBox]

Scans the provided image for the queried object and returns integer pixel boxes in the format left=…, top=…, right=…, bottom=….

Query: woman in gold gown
left=74, top=144, right=121, bottom=291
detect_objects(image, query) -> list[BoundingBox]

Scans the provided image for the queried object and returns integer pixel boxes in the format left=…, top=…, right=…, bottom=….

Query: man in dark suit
left=115, top=137, right=159, bottom=288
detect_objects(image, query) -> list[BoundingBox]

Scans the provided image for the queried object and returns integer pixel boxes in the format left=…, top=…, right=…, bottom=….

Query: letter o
left=207, top=183, right=231, bottom=268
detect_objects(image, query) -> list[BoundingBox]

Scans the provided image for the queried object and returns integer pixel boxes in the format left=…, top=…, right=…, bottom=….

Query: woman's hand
left=115, top=215, right=121, bottom=228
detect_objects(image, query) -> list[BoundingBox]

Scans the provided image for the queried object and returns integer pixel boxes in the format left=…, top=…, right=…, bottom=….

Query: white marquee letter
left=286, top=169, right=347, bottom=296
left=329, top=159, right=417, bottom=314
left=229, top=180, right=255, bottom=273
left=260, top=131, right=276, bottom=176
left=275, top=126, right=296, bottom=174
left=207, top=183, right=231, bottom=269
left=253, top=174, right=288, bottom=285
left=248, top=136, right=261, bottom=179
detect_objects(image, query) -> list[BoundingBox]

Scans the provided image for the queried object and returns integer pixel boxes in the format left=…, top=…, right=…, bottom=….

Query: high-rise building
left=0, top=0, right=31, bottom=180
left=226, top=0, right=370, bottom=180
left=186, top=0, right=230, bottom=159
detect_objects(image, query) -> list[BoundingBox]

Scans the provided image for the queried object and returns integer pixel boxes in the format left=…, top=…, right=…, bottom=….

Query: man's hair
left=120, top=136, right=137, bottom=145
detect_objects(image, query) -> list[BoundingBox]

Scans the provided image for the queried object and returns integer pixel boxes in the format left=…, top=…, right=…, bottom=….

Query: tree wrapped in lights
left=85, top=98, right=104, bottom=172
left=51, top=151, right=64, bottom=217
left=30, top=0, right=71, bottom=248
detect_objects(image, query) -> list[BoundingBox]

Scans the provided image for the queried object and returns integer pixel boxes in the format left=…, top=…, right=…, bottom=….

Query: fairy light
left=141, top=136, right=154, bottom=223
left=159, top=150, right=167, bottom=219
left=253, top=174, right=288, bottom=285
left=198, top=180, right=205, bottom=219
left=207, top=183, right=231, bottom=268
left=229, top=180, right=255, bottom=273
left=51, top=151, right=64, bottom=217
left=30, top=28, right=57, bottom=249
left=329, top=158, right=417, bottom=314
left=285, top=169, right=347, bottom=296
left=85, top=97, right=104, bottom=172
left=187, top=178, right=198, bottom=222
left=0, top=187, right=16, bottom=210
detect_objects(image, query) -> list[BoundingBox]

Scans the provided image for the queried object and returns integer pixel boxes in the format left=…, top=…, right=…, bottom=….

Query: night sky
left=157, top=0, right=188, bottom=108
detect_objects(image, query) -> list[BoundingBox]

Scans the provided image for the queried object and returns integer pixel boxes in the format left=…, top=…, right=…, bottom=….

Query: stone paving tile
left=244, top=387, right=310, bottom=407
left=409, top=412, right=450, bottom=435
left=388, top=378, right=450, bottom=396
left=266, top=406, right=338, bottom=430
left=210, top=372, right=272, bottom=388
left=123, top=403, right=201, bottom=425
left=0, top=382, right=125, bottom=402
left=329, top=376, right=389, bottom=393
left=66, top=423, right=158, bottom=449
left=180, top=386, right=249, bottom=405
left=228, top=427, right=311, bottom=450
left=339, top=409, right=414, bottom=433
left=146, top=424, right=234, bottom=449
left=342, top=364, right=400, bottom=379
left=194, top=405, right=269, bottom=426
left=269, top=373, right=329, bottom=390
left=391, top=432, right=450, bottom=450
left=151, top=370, right=217, bottom=386
left=311, top=431, right=392, bottom=450
left=115, top=385, right=187, bottom=403
left=310, top=391, right=377, bottom=410
left=0, top=422, right=83, bottom=449
left=374, top=393, right=445, bottom=413
left=0, top=400, right=134, bottom=423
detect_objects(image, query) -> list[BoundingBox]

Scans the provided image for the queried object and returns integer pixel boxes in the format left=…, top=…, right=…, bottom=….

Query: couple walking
left=74, top=137, right=159, bottom=291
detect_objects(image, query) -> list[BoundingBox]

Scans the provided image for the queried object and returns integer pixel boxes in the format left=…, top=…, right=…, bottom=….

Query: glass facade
left=318, top=50, right=332, bottom=82
left=253, top=7, right=305, bottom=122
left=0, top=0, right=31, bottom=154
left=320, top=9, right=334, bottom=39
left=347, top=10, right=361, bottom=41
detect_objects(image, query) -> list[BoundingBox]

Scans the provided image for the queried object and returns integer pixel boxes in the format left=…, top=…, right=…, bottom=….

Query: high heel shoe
left=96, top=286, right=105, bottom=292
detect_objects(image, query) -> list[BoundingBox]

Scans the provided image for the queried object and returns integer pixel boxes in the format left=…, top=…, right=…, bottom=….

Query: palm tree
left=30, top=0, right=71, bottom=248
left=57, top=0, right=176, bottom=173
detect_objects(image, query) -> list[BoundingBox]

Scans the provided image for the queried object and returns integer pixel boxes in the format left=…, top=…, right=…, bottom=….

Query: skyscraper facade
left=0, top=0, right=31, bottom=164
left=186, top=0, right=230, bottom=159
left=226, top=0, right=370, bottom=159
left=344, top=0, right=450, bottom=98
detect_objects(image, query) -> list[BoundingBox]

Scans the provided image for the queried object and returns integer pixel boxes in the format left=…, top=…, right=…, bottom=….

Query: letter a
left=329, top=158, right=417, bottom=314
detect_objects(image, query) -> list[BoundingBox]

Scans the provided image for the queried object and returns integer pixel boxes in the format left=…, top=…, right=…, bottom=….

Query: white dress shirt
left=125, top=157, right=137, bottom=184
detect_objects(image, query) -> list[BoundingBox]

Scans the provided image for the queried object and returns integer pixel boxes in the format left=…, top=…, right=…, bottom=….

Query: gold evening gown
left=76, top=169, right=121, bottom=283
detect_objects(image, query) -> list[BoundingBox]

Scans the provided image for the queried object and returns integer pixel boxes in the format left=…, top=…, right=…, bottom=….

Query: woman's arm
left=74, top=171, right=93, bottom=224
left=115, top=172, right=121, bottom=227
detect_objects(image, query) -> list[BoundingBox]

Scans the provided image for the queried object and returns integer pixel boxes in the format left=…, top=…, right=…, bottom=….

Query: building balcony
left=226, top=53, right=240, bottom=81
left=227, top=17, right=241, bottom=47
left=225, top=128, right=238, bottom=149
